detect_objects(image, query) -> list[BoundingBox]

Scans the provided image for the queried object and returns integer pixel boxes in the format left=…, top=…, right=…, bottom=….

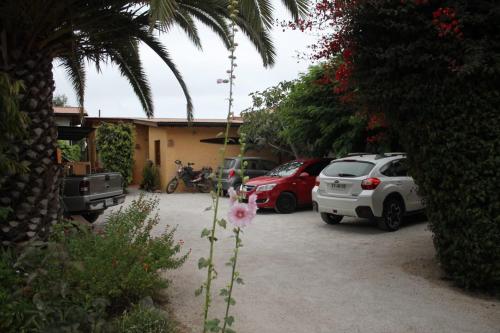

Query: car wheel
left=379, top=197, right=404, bottom=231
left=82, top=212, right=102, bottom=223
left=166, top=178, right=179, bottom=194
left=275, top=192, right=297, bottom=214
left=321, top=213, right=343, bottom=224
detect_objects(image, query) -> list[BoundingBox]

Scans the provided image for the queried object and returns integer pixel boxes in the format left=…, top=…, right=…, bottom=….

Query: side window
left=381, top=159, right=408, bottom=177
left=244, top=159, right=259, bottom=170
left=304, top=160, right=330, bottom=176
left=394, top=159, right=409, bottom=177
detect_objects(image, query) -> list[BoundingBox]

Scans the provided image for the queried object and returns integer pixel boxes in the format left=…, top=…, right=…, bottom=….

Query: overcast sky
left=53, top=3, right=316, bottom=119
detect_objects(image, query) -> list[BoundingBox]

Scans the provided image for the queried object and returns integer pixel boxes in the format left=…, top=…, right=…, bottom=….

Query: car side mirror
left=299, top=172, right=310, bottom=178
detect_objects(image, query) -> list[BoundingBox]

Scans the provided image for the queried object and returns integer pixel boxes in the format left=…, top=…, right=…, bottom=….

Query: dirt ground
left=100, top=190, right=500, bottom=333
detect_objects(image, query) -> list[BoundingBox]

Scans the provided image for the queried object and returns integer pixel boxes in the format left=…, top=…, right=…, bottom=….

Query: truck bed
left=62, top=172, right=125, bottom=214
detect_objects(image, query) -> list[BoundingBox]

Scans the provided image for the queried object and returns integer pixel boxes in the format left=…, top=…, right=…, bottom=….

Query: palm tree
left=0, top=0, right=307, bottom=244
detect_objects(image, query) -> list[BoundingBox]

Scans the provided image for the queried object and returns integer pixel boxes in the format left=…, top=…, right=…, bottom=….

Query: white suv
left=312, top=153, right=424, bottom=231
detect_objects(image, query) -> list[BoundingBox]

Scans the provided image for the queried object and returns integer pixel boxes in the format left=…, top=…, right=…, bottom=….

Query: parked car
left=312, top=153, right=424, bottom=231
left=218, top=157, right=277, bottom=195
left=61, top=172, right=126, bottom=223
left=241, top=158, right=332, bottom=213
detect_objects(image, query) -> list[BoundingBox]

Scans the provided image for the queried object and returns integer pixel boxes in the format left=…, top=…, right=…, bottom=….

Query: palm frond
left=58, top=53, right=86, bottom=107
left=109, top=41, right=154, bottom=117
left=135, top=29, right=194, bottom=121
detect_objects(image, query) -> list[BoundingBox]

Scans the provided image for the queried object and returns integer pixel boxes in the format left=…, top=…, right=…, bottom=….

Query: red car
left=240, top=158, right=332, bottom=213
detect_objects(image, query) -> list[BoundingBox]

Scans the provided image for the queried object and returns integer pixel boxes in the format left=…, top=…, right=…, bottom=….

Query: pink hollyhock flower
left=247, top=193, right=258, bottom=214
left=228, top=187, right=238, bottom=205
left=228, top=194, right=257, bottom=228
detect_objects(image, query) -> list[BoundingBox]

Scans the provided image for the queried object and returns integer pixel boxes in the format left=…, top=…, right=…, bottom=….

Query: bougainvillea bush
left=299, top=0, right=500, bottom=290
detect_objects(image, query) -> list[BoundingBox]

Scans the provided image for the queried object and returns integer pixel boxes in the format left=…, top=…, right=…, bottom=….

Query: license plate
left=328, top=183, right=346, bottom=190
left=105, top=198, right=114, bottom=206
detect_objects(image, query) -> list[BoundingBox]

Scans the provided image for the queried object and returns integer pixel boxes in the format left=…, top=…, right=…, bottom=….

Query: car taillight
left=79, top=180, right=90, bottom=194
left=361, top=177, right=381, bottom=190
left=228, top=169, right=235, bottom=179
left=315, top=176, right=320, bottom=186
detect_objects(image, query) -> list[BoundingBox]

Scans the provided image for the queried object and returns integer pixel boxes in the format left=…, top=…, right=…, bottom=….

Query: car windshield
left=267, top=161, right=304, bottom=177
left=323, top=160, right=375, bottom=177
left=223, top=158, right=236, bottom=169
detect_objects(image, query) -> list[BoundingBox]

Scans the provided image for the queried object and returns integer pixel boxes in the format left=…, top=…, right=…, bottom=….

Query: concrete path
left=100, top=191, right=500, bottom=333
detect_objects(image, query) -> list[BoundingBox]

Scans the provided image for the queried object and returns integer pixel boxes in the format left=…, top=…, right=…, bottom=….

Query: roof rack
left=346, top=152, right=373, bottom=157
left=374, top=152, right=407, bottom=160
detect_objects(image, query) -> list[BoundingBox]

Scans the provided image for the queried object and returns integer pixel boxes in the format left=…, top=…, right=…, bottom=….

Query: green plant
left=0, top=195, right=188, bottom=332
left=0, top=73, right=27, bottom=180
left=113, top=305, right=175, bottom=333
left=141, top=160, right=161, bottom=192
left=96, top=122, right=135, bottom=187
left=58, top=140, right=82, bottom=162
left=61, top=195, right=188, bottom=310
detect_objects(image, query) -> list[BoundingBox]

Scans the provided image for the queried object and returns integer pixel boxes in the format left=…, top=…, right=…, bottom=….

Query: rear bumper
left=312, top=187, right=379, bottom=218
left=64, top=194, right=126, bottom=214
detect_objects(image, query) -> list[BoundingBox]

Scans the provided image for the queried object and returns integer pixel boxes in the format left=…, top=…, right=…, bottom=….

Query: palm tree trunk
left=0, top=52, right=61, bottom=245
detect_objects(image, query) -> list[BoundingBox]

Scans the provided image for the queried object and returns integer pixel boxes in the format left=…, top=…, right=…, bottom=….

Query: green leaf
left=225, top=328, right=236, bottom=333
left=201, top=228, right=211, bottom=238
left=217, top=219, right=227, bottom=228
left=205, top=319, right=221, bottom=332
left=195, top=286, right=204, bottom=297
left=225, top=297, right=236, bottom=305
left=198, top=257, right=209, bottom=269
left=225, top=316, right=235, bottom=327
left=219, top=288, right=228, bottom=296
left=236, top=277, right=244, bottom=285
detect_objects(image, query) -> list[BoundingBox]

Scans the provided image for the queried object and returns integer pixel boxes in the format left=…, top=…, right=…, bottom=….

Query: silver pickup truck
left=61, top=172, right=126, bottom=222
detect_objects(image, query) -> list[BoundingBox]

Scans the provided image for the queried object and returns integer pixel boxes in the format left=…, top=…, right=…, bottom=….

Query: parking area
left=101, top=190, right=500, bottom=333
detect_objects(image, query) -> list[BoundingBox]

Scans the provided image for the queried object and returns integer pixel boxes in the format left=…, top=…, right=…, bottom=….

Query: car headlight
left=256, top=184, right=276, bottom=192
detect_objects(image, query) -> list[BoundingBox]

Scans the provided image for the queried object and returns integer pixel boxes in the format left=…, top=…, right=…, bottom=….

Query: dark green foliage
left=96, top=122, right=135, bottom=186
left=0, top=73, right=28, bottom=177
left=240, top=81, right=299, bottom=157
left=0, top=195, right=188, bottom=332
left=279, top=65, right=368, bottom=157
left=241, top=65, right=377, bottom=158
left=52, top=94, right=69, bottom=107
left=345, top=0, right=500, bottom=290
left=58, top=140, right=82, bottom=162
left=141, top=160, right=161, bottom=192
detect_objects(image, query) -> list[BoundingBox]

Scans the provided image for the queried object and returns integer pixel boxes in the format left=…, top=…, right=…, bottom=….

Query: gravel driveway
left=101, top=190, right=499, bottom=333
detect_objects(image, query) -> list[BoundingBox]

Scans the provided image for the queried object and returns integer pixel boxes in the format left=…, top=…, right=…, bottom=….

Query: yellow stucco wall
left=147, top=126, right=281, bottom=191
left=131, top=124, right=149, bottom=185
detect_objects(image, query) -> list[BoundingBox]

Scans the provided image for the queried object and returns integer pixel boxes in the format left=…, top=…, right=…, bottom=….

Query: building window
left=154, top=140, right=161, bottom=165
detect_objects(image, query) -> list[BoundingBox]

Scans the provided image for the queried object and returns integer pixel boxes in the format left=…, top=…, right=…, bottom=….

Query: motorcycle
left=166, top=160, right=213, bottom=193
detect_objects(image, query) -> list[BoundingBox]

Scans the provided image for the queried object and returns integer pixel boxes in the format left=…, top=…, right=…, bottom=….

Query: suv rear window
left=322, top=160, right=374, bottom=177
left=223, top=159, right=236, bottom=169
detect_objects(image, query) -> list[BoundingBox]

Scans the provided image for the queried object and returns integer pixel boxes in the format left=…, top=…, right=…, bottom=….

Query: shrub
left=58, top=140, right=81, bottom=162
left=113, top=305, right=175, bottom=333
left=328, top=0, right=500, bottom=290
left=96, top=122, right=135, bottom=186
left=141, top=160, right=161, bottom=192
left=0, top=195, right=188, bottom=332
